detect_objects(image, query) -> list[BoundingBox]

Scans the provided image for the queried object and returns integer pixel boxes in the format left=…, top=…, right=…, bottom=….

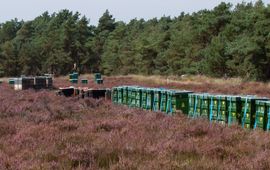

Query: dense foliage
left=1, top=1, right=270, bottom=80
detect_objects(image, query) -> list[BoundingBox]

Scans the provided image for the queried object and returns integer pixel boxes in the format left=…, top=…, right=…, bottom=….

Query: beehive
left=209, top=95, right=227, bottom=124
left=153, top=89, right=161, bottom=111
left=135, top=87, right=142, bottom=108
left=34, top=76, right=47, bottom=89
left=117, top=86, right=123, bottom=104
left=146, top=88, right=154, bottom=110
left=265, top=102, right=270, bottom=131
left=160, top=89, right=168, bottom=112
left=94, top=73, right=102, bottom=82
left=46, top=76, right=53, bottom=89
left=254, top=100, right=266, bottom=130
left=166, top=90, right=193, bottom=115
left=111, top=87, right=118, bottom=103
left=81, top=79, right=88, bottom=84
left=240, top=96, right=266, bottom=129
left=141, top=88, right=147, bottom=109
left=227, top=96, right=242, bottom=126
left=199, top=94, right=210, bottom=119
left=96, top=79, right=103, bottom=84
left=188, top=93, right=201, bottom=118
left=70, top=79, right=78, bottom=84
left=122, top=86, right=128, bottom=105
left=127, top=86, right=137, bottom=107
left=14, top=77, right=35, bottom=90
left=9, top=78, right=15, bottom=85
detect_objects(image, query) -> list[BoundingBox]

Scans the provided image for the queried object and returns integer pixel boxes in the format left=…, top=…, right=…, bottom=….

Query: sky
left=1, top=0, right=270, bottom=25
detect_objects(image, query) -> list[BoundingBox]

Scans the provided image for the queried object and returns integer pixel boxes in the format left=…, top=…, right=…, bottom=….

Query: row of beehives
left=9, top=76, right=53, bottom=90
left=112, top=86, right=270, bottom=131
left=69, top=72, right=103, bottom=84
left=57, top=86, right=111, bottom=100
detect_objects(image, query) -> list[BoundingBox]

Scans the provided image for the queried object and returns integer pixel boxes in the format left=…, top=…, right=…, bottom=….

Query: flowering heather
left=1, top=77, right=270, bottom=169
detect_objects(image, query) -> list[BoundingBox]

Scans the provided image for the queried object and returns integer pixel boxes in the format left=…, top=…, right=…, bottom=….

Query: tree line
left=1, top=1, right=270, bottom=80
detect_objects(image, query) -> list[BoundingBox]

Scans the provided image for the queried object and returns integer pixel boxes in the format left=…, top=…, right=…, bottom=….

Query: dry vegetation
left=1, top=75, right=270, bottom=169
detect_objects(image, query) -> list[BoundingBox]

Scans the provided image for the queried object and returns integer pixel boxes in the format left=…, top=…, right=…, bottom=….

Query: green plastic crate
left=166, top=90, right=193, bottom=115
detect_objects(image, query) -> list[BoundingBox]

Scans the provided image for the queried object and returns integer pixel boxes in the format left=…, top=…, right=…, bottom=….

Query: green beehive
left=188, top=93, right=195, bottom=117
left=141, top=88, right=147, bottom=109
left=127, top=86, right=133, bottom=106
left=111, top=87, right=118, bottom=103
left=153, top=89, right=161, bottom=111
left=166, top=90, right=193, bottom=115
left=96, top=79, right=103, bottom=84
left=188, top=93, right=201, bottom=118
left=117, top=86, right=123, bottom=104
left=81, top=79, right=88, bottom=84
left=9, top=78, right=15, bottom=85
left=122, top=86, right=128, bottom=105
left=73, top=72, right=79, bottom=79
left=94, top=73, right=102, bottom=83
left=135, top=87, right=142, bottom=108
left=128, top=86, right=137, bottom=107
left=241, top=96, right=258, bottom=129
left=160, top=89, right=168, bottom=112
left=199, top=94, right=210, bottom=119
left=209, top=95, right=227, bottom=124
left=70, top=79, right=78, bottom=84
left=69, top=73, right=73, bottom=80
left=265, top=102, right=270, bottom=131
left=254, top=100, right=267, bottom=130
left=146, top=88, right=154, bottom=110
left=227, top=96, right=242, bottom=126
left=94, top=73, right=102, bottom=80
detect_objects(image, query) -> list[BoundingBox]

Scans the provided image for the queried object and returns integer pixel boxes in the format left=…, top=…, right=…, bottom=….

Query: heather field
left=1, top=76, right=270, bottom=169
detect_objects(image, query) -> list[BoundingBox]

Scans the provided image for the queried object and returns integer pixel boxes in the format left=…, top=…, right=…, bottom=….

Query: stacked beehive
left=94, top=73, right=103, bottom=84
left=69, top=72, right=79, bottom=84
